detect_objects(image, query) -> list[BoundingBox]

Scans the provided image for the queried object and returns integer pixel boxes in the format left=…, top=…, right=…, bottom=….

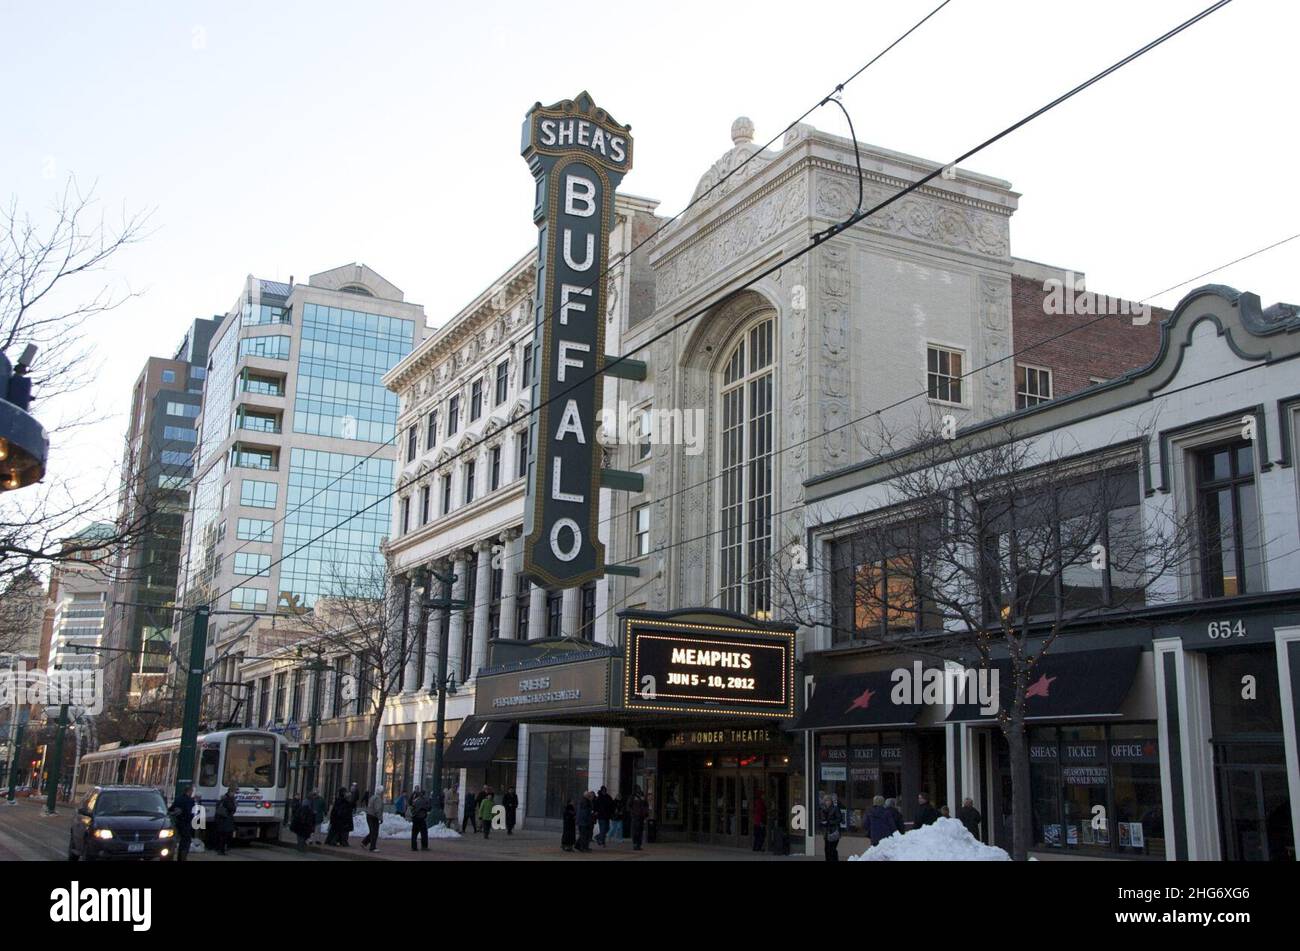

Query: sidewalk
left=284, top=825, right=813, bottom=862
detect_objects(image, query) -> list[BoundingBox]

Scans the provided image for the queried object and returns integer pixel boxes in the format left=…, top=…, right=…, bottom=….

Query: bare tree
left=773, top=417, right=1197, bottom=860
left=0, top=178, right=155, bottom=585
left=0, top=569, right=46, bottom=657
left=266, top=560, right=420, bottom=794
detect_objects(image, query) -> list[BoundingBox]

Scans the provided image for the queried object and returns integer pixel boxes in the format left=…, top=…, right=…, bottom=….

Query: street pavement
left=0, top=797, right=811, bottom=862
left=0, top=797, right=342, bottom=862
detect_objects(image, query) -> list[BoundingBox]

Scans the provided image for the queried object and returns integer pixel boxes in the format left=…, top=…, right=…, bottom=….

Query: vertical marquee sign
left=521, top=92, right=632, bottom=589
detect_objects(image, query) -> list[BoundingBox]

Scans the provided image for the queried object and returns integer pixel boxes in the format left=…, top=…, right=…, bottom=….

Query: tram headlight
left=158, top=828, right=175, bottom=839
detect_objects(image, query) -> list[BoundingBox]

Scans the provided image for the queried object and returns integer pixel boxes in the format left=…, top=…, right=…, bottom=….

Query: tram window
left=199, top=747, right=220, bottom=787
left=125, top=756, right=143, bottom=785
left=279, top=749, right=289, bottom=789
left=224, top=734, right=276, bottom=788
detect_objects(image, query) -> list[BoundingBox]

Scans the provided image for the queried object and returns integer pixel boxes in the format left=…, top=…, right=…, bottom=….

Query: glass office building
left=280, top=448, right=396, bottom=606
left=174, top=266, right=426, bottom=704
left=293, top=302, right=414, bottom=444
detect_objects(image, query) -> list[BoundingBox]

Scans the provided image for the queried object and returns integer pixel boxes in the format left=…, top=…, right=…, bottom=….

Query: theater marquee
left=520, top=91, right=633, bottom=589
left=622, top=612, right=796, bottom=720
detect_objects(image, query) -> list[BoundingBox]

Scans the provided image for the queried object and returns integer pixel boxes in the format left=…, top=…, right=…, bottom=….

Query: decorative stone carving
left=815, top=173, right=1010, bottom=258
left=688, top=117, right=772, bottom=210
left=819, top=242, right=851, bottom=468
left=980, top=275, right=1011, bottom=394
left=655, top=173, right=808, bottom=307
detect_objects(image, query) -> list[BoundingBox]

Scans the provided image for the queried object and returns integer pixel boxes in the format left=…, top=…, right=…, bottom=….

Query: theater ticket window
left=1027, top=724, right=1164, bottom=857
left=815, top=731, right=904, bottom=835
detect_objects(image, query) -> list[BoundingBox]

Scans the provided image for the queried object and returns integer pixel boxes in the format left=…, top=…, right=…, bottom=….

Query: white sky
left=4, top=0, right=1297, bottom=514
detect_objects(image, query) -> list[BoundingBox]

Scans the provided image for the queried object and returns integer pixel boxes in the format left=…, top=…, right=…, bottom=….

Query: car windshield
left=96, top=790, right=167, bottom=817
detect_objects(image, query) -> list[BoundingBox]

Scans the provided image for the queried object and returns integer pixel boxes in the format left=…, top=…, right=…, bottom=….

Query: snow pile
left=319, top=812, right=461, bottom=840
left=849, top=818, right=1010, bottom=862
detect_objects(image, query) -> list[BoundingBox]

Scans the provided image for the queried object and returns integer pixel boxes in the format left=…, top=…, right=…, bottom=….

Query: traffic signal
left=0, top=345, right=47, bottom=491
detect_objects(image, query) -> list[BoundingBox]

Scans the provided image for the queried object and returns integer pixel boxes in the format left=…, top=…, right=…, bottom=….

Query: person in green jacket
left=477, top=786, right=496, bottom=840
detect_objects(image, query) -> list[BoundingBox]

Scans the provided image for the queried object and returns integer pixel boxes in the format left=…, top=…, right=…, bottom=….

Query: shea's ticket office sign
left=521, top=92, right=632, bottom=589
left=622, top=613, right=796, bottom=720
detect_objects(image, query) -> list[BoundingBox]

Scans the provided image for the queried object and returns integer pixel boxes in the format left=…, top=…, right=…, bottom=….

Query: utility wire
left=189, top=0, right=958, bottom=587
left=196, top=0, right=1231, bottom=618
left=602, top=356, right=1279, bottom=574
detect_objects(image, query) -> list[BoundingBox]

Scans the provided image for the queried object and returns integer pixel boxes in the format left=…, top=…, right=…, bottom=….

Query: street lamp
left=295, top=646, right=330, bottom=806
left=415, top=566, right=466, bottom=826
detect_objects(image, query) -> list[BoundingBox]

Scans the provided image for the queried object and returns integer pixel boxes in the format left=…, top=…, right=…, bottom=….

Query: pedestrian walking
left=576, top=791, right=595, bottom=852
left=478, top=785, right=495, bottom=839
left=915, top=792, right=941, bottom=828
left=611, top=792, right=625, bottom=841
left=327, top=787, right=353, bottom=846
left=885, top=797, right=906, bottom=835
left=362, top=787, right=385, bottom=851
left=957, top=797, right=984, bottom=840
left=503, top=787, right=518, bottom=835
left=561, top=799, right=577, bottom=852
left=170, top=782, right=197, bottom=862
left=594, top=785, right=614, bottom=846
left=407, top=787, right=431, bottom=851
left=290, top=793, right=318, bottom=852
left=394, top=789, right=407, bottom=819
left=444, top=784, right=459, bottom=830
left=821, top=793, right=843, bottom=862
left=462, top=786, right=479, bottom=834
left=213, top=785, right=238, bottom=855
left=628, top=787, right=649, bottom=851
left=867, top=795, right=902, bottom=844
left=751, top=790, right=767, bottom=852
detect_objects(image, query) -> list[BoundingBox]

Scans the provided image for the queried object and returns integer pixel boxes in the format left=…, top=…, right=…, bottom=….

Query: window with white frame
left=635, top=404, right=653, bottom=461
left=719, top=317, right=775, bottom=616
left=633, top=504, right=651, bottom=556
left=927, top=345, right=964, bottom=405
left=1016, top=365, right=1053, bottom=409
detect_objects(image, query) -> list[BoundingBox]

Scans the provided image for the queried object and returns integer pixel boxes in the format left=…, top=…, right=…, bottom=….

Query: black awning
left=946, top=645, right=1143, bottom=722
left=442, top=717, right=513, bottom=767
left=793, top=670, right=923, bottom=730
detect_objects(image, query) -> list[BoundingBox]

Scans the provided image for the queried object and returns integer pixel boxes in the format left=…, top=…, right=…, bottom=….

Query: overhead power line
left=196, top=0, right=1232, bottom=620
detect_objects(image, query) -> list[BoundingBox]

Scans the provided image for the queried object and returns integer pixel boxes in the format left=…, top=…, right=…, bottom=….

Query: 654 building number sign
left=520, top=91, right=632, bottom=589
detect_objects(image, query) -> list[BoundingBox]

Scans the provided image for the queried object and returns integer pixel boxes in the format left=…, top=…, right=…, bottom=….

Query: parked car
left=68, top=785, right=176, bottom=861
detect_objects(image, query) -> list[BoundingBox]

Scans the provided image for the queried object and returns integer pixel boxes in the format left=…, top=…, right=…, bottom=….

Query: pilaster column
left=528, top=580, right=547, bottom=640
left=498, top=529, right=520, bottom=638
left=422, top=561, right=446, bottom=693
left=446, top=552, right=469, bottom=681
left=402, top=573, right=419, bottom=694
left=470, top=540, right=494, bottom=680
left=562, top=586, right=581, bottom=638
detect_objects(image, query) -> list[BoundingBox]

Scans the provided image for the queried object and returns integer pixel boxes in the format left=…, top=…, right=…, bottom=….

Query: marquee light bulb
left=0, top=437, right=8, bottom=461
left=3, top=471, right=20, bottom=490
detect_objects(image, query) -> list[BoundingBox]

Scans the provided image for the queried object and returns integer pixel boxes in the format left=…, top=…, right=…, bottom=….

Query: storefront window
left=527, top=729, right=589, bottom=821
left=815, top=731, right=904, bottom=835
left=1025, top=724, right=1163, bottom=858
left=382, top=740, right=414, bottom=802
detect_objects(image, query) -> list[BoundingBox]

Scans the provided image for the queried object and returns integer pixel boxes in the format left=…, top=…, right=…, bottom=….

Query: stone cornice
left=807, top=156, right=1016, bottom=218
left=385, top=252, right=536, bottom=393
